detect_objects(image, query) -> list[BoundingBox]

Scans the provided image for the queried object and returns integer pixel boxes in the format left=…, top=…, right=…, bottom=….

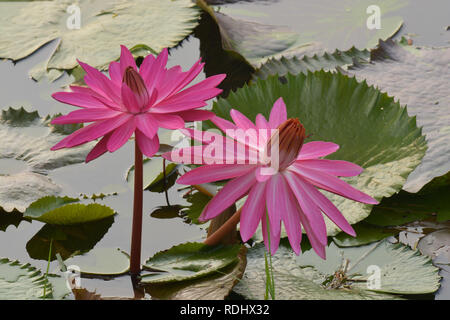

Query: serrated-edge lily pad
left=141, top=242, right=241, bottom=284
left=0, top=107, right=92, bottom=212
left=0, top=257, right=51, bottom=300
left=0, top=0, right=201, bottom=80
left=210, top=71, right=427, bottom=235
left=64, top=248, right=129, bottom=276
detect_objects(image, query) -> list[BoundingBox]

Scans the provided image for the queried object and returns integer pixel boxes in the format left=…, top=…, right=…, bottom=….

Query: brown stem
left=130, top=140, right=143, bottom=275
left=204, top=207, right=242, bottom=246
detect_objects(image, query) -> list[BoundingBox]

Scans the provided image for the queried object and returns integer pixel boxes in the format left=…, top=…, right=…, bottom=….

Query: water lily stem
left=204, top=207, right=242, bottom=246
left=130, top=140, right=143, bottom=275
left=163, top=158, right=170, bottom=206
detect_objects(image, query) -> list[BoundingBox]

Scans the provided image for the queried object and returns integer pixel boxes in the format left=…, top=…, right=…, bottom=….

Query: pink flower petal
left=85, top=132, right=112, bottom=163
left=284, top=171, right=328, bottom=246
left=121, top=83, right=142, bottom=113
left=51, top=108, right=121, bottom=125
left=109, top=61, right=122, bottom=86
left=211, top=115, right=237, bottom=133
left=296, top=159, right=363, bottom=177
left=136, top=129, right=160, bottom=157
left=230, top=109, right=256, bottom=130
left=261, top=212, right=281, bottom=256
left=297, top=141, right=340, bottom=160
left=78, top=60, right=121, bottom=103
left=297, top=206, right=327, bottom=259
left=164, top=59, right=204, bottom=97
left=138, top=53, right=156, bottom=83
left=119, top=45, right=137, bottom=74
left=51, top=114, right=132, bottom=150
left=177, top=164, right=257, bottom=185
left=153, top=113, right=184, bottom=129
left=52, top=92, right=111, bottom=109
left=269, top=97, right=287, bottom=128
left=135, top=113, right=158, bottom=138
left=199, top=171, right=256, bottom=221
left=240, top=181, right=267, bottom=242
left=150, top=99, right=207, bottom=113
left=289, top=173, right=355, bottom=236
left=290, top=164, right=378, bottom=204
left=106, top=118, right=136, bottom=152
left=144, top=48, right=169, bottom=97
left=255, top=113, right=269, bottom=130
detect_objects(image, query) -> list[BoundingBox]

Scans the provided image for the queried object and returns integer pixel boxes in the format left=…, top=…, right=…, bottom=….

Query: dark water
left=0, top=0, right=449, bottom=299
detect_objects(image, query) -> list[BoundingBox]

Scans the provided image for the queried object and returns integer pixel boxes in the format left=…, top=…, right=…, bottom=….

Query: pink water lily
left=164, top=97, right=378, bottom=258
left=50, top=45, right=225, bottom=161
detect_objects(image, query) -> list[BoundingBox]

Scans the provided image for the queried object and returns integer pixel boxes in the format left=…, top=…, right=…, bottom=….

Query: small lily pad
left=64, top=248, right=129, bottom=276
left=126, top=158, right=179, bottom=192
left=141, top=242, right=241, bottom=284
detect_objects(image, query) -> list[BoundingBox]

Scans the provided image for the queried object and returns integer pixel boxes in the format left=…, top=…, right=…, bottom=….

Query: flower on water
left=50, top=46, right=226, bottom=162
left=164, top=97, right=378, bottom=258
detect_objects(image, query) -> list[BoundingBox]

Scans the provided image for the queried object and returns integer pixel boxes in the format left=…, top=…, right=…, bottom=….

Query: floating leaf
left=26, top=217, right=114, bottom=261
left=144, top=246, right=247, bottom=300
left=348, top=40, right=450, bottom=192
left=210, top=71, right=426, bottom=235
left=198, top=0, right=405, bottom=68
left=24, top=196, right=115, bottom=225
left=0, top=0, right=200, bottom=79
left=418, top=229, right=450, bottom=266
left=0, top=107, right=92, bottom=212
left=0, top=257, right=51, bottom=300
left=182, top=191, right=211, bottom=224
left=333, top=222, right=397, bottom=247
left=127, top=158, right=179, bottom=192
left=0, top=208, right=30, bottom=232
left=234, top=240, right=440, bottom=299
left=64, top=248, right=129, bottom=276
left=141, top=242, right=241, bottom=283
left=150, top=205, right=185, bottom=220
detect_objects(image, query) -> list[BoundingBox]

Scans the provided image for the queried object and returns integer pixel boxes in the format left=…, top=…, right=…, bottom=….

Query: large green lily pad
left=24, top=196, right=115, bottom=225
left=234, top=240, right=440, bottom=299
left=0, top=257, right=51, bottom=300
left=211, top=71, right=426, bottom=235
left=0, top=0, right=200, bottom=80
left=199, top=0, right=405, bottom=67
left=349, top=40, right=450, bottom=192
left=0, top=107, right=92, bottom=212
left=141, top=242, right=241, bottom=283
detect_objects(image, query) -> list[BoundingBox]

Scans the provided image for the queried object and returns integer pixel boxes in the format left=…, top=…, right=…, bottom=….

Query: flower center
left=266, top=118, right=305, bottom=170
left=123, top=66, right=149, bottom=111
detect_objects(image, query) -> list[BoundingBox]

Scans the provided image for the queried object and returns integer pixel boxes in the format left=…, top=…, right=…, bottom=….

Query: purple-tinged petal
left=85, top=132, right=112, bottom=163
left=106, top=118, right=136, bottom=152
left=119, top=45, right=137, bottom=74
left=199, top=171, right=256, bottom=221
left=136, top=129, right=159, bottom=157
left=284, top=171, right=328, bottom=246
left=51, top=108, right=121, bottom=125
left=297, top=141, right=340, bottom=160
left=240, top=181, right=267, bottom=242
left=177, top=110, right=214, bottom=122
left=177, top=164, right=257, bottom=185
left=135, top=113, right=158, bottom=138
left=295, top=159, right=363, bottom=177
left=121, top=83, right=142, bottom=113
left=289, top=164, right=378, bottom=204
left=269, top=97, right=287, bottom=128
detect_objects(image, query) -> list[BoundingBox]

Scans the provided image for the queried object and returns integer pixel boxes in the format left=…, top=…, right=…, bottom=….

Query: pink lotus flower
left=164, top=97, right=378, bottom=258
left=50, top=45, right=226, bottom=161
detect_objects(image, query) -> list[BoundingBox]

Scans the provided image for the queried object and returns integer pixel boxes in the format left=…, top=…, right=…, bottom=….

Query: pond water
left=0, top=0, right=449, bottom=299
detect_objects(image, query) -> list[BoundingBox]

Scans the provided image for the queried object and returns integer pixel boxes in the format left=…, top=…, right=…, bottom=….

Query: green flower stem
left=130, top=140, right=143, bottom=275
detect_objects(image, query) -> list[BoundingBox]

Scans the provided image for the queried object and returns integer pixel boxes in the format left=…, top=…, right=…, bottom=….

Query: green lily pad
left=0, top=257, right=52, bottom=300
left=26, top=216, right=114, bottom=261
left=234, top=240, right=440, bottom=299
left=365, top=187, right=450, bottom=226
left=211, top=71, right=427, bottom=235
left=23, top=196, right=115, bottom=225
left=0, top=0, right=200, bottom=80
left=150, top=205, right=185, bottom=220
left=0, top=208, right=30, bottom=232
left=141, top=242, right=241, bottom=283
left=126, top=157, right=179, bottom=192
left=349, top=40, right=450, bottom=192
left=0, top=107, right=92, bottom=212
left=64, top=247, right=129, bottom=276
left=199, top=0, right=405, bottom=68
left=182, top=190, right=211, bottom=224
left=144, top=246, right=247, bottom=300
left=333, top=222, right=397, bottom=247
